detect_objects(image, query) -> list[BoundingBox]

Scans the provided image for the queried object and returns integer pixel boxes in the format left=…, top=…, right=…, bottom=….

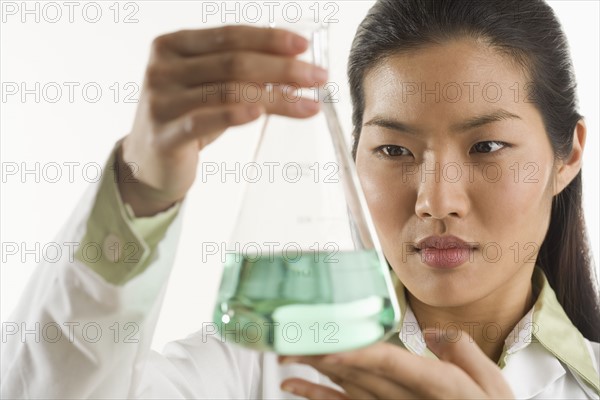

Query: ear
left=553, top=119, right=586, bottom=196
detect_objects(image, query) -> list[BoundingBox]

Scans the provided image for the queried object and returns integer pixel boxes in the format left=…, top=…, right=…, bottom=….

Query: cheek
left=473, top=161, right=553, bottom=242
left=356, top=157, right=413, bottom=243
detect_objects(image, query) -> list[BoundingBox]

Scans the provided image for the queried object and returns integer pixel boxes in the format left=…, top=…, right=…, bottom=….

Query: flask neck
left=309, top=25, right=329, bottom=69
left=270, top=21, right=329, bottom=69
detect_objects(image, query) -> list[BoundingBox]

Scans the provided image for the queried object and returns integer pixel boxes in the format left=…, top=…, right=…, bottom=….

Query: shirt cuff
left=75, top=140, right=181, bottom=285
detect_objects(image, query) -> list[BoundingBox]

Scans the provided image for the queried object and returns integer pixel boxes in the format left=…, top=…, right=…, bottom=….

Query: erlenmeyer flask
left=212, top=22, right=400, bottom=355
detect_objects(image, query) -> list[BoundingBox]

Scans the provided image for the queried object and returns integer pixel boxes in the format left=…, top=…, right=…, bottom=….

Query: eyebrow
left=363, top=109, right=522, bottom=135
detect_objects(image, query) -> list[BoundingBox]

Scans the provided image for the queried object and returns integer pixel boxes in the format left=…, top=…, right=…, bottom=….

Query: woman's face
left=355, top=39, right=558, bottom=307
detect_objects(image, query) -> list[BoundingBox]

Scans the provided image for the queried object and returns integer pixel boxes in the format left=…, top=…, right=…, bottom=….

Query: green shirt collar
left=531, top=265, right=600, bottom=392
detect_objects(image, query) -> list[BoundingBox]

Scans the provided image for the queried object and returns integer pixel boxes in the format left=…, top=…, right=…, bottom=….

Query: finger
left=158, top=103, right=264, bottom=150
left=153, top=26, right=308, bottom=58
left=317, top=342, right=427, bottom=382
left=281, top=378, right=348, bottom=400
left=337, top=383, right=377, bottom=400
left=149, top=83, right=320, bottom=122
left=299, top=360, right=418, bottom=400
left=155, top=52, right=327, bottom=89
left=315, top=342, right=479, bottom=397
left=423, top=329, right=513, bottom=398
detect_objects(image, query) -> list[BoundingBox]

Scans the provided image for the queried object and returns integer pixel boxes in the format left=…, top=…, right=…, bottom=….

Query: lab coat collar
left=500, top=338, right=568, bottom=398
left=389, top=265, right=600, bottom=393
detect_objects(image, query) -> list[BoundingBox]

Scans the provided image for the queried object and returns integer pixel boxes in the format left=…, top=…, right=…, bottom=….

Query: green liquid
left=213, top=249, right=399, bottom=355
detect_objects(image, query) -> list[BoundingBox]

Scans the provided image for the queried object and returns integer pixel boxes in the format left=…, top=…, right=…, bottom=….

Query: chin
left=394, top=262, right=486, bottom=307
left=412, top=288, right=477, bottom=308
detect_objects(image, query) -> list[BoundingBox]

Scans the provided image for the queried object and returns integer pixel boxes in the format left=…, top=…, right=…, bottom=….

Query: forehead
left=362, top=39, right=531, bottom=118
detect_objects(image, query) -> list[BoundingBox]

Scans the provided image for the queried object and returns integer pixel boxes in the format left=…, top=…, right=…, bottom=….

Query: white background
left=1, top=1, right=598, bottom=352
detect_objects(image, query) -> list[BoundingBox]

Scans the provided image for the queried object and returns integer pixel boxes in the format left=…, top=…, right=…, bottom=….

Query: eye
left=470, top=141, right=509, bottom=154
left=376, top=145, right=412, bottom=158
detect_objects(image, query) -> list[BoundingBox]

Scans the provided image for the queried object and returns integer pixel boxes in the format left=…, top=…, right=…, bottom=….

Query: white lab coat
left=1, top=167, right=599, bottom=399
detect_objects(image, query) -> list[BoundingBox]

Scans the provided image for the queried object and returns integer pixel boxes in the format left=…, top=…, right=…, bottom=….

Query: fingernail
left=312, top=67, right=328, bottom=82
left=322, top=355, right=342, bottom=364
left=423, top=329, right=442, bottom=352
left=299, top=98, right=319, bottom=113
left=247, top=105, right=262, bottom=119
left=281, top=382, right=296, bottom=394
left=279, top=356, right=301, bottom=365
left=292, top=35, right=308, bottom=51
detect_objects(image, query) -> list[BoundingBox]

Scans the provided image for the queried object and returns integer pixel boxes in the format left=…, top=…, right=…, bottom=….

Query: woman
left=2, top=0, right=598, bottom=399
left=277, top=0, right=600, bottom=398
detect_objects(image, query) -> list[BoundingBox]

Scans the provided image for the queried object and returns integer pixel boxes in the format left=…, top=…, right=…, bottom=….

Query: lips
left=413, top=235, right=478, bottom=269
left=415, top=235, right=477, bottom=251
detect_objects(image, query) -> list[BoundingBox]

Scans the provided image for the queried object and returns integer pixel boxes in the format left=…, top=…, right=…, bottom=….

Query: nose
left=414, top=160, right=470, bottom=220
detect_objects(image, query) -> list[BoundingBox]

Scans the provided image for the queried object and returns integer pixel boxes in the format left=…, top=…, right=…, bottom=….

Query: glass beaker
left=212, top=21, right=400, bottom=355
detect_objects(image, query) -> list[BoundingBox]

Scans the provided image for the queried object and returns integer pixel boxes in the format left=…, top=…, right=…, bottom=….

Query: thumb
left=423, top=328, right=512, bottom=397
